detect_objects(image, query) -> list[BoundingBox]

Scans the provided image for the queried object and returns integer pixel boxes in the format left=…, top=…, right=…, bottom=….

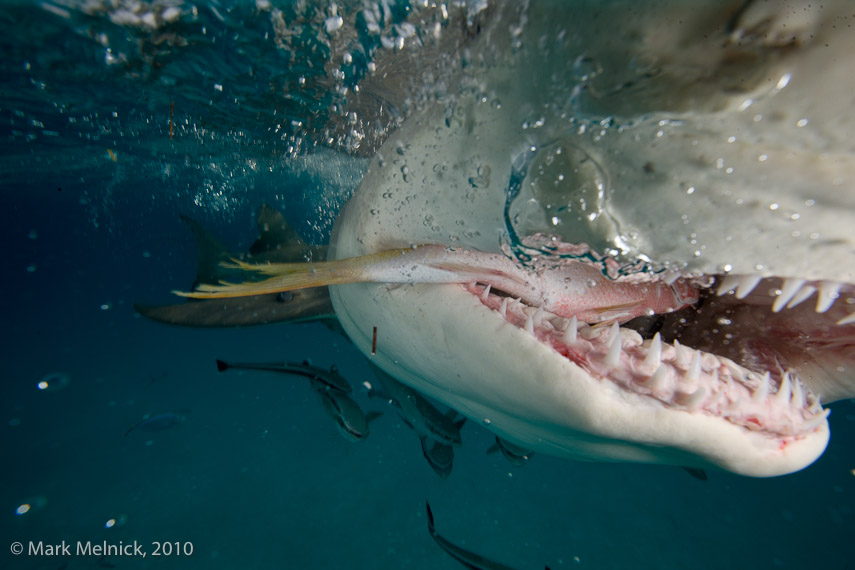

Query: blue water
left=2, top=2, right=854, bottom=569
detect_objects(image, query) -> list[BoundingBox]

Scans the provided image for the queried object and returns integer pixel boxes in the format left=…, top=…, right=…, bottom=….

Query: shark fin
left=179, top=213, right=234, bottom=286
left=249, top=204, right=310, bottom=255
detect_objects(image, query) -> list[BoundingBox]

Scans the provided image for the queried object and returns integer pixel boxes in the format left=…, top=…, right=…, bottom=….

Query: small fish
left=419, top=436, right=455, bottom=479
left=124, top=412, right=186, bottom=437
left=369, top=366, right=464, bottom=447
left=487, top=436, right=534, bottom=467
left=681, top=467, right=709, bottom=482
left=216, top=358, right=380, bottom=442
left=313, top=384, right=382, bottom=442
left=215, top=359, right=351, bottom=393
left=425, top=502, right=520, bottom=570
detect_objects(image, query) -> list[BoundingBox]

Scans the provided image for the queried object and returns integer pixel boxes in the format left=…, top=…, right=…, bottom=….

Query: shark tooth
left=786, top=284, right=816, bottom=309
left=802, top=409, right=831, bottom=431
left=772, top=278, right=805, bottom=313
left=837, top=312, right=855, bottom=325
left=790, top=375, right=805, bottom=409
left=816, top=281, right=841, bottom=313
left=642, top=332, right=662, bottom=370
left=524, top=312, right=535, bottom=336
left=675, top=387, right=706, bottom=409
left=775, top=372, right=792, bottom=406
left=752, top=372, right=770, bottom=403
left=716, top=274, right=740, bottom=296
left=685, top=350, right=702, bottom=383
left=533, top=305, right=544, bottom=327
left=603, top=323, right=622, bottom=368
left=480, top=283, right=492, bottom=302
left=563, top=315, right=578, bottom=344
left=640, top=365, right=668, bottom=391
left=735, top=275, right=762, bottom=299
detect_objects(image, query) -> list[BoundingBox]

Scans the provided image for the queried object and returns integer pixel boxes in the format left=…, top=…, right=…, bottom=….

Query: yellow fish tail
left=172, top=249, right=409, bottom=299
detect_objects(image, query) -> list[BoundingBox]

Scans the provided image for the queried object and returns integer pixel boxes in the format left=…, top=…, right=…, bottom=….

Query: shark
left=135, top=205, right=335, bottom=328
left=171, top=1, right=854, bottom=477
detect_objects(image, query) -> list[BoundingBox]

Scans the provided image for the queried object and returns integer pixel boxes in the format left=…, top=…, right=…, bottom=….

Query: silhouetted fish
left=487, top=437, right=534, bottom=467
left=419, top=437, right=454, bottom=479
left=368, top=366, right=464, bottom=447
left=216, top=358, right=352, bottom=393
left=124, top=412, right=186, bottom=437
left=313, top=384, right=382, bottom=442
left=216, top=358, right=380, bottom=442
left=681, top=467, right=709, bottom=482
left=425, top=502, right=520, bottom=570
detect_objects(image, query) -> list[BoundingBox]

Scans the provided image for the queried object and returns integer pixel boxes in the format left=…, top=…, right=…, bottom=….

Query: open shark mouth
left=174, top=235, right=848, bottom=475
left=451, top=258, right=855, bottom=459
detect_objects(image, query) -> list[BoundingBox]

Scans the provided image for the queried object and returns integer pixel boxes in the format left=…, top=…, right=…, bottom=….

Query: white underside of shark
left=326, top=1, right=855, bottom=477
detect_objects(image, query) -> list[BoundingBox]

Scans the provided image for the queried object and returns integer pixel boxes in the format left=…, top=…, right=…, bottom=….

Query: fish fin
left=425, top=502, right=436, bottom=536
left=172, top=249, right=407, bottom=299
left=365, top=411, right=384, bottom=424
left=179, top=213, right=234, bottom=285
left=249, top=204, right=309, bottom=254
left=398, top=413, right=415, bottom=431
left=591, top=301, right=644, bottom=321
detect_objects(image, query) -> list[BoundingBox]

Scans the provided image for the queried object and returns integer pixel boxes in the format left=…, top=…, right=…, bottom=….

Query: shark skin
left=327, top=1, right=855, bottom=477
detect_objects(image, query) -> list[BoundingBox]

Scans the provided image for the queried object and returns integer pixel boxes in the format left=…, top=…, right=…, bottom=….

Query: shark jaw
left=329, top=247, right=848, bottom=476
left=329, top=275, right=831, bottom=477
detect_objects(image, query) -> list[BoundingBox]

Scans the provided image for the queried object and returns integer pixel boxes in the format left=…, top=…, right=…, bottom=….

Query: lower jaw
left=461, top=276, right=837, bottom=467
left=332, top=278, right=832, bottom=476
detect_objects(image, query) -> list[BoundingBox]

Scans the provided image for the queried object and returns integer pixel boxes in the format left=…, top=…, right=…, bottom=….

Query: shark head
left=327, top=1, right=854, bottom=477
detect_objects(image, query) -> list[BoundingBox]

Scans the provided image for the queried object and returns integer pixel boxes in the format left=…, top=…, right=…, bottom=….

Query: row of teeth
left=715, top=275, right=855, bottom=324
left=475, top=284, right=830, bottom=436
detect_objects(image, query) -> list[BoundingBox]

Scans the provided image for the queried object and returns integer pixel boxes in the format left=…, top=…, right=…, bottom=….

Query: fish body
left=124, top=413, right=186, bottom=437
left=487, top=437, right=534, bottom=467
left=369, top=366, right=465, bottom=447
left=179, top=243, right=698, bottom=326
left=216, top=358, right=379, bottom=442
left=419, top=436, right=455, bottom=479
left=215, top=359, right=351, bottom=393
left=425, top=502, right=520, bottom=570
left=311, top=382, right=379, bottom=442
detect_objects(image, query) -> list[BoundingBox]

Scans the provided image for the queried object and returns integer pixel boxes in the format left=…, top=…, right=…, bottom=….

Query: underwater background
left=2, top=2, right=854, bottom=569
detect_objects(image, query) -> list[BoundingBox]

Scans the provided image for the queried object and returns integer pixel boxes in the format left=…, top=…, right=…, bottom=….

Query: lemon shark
left=175, top=1, right=854, bottom=477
